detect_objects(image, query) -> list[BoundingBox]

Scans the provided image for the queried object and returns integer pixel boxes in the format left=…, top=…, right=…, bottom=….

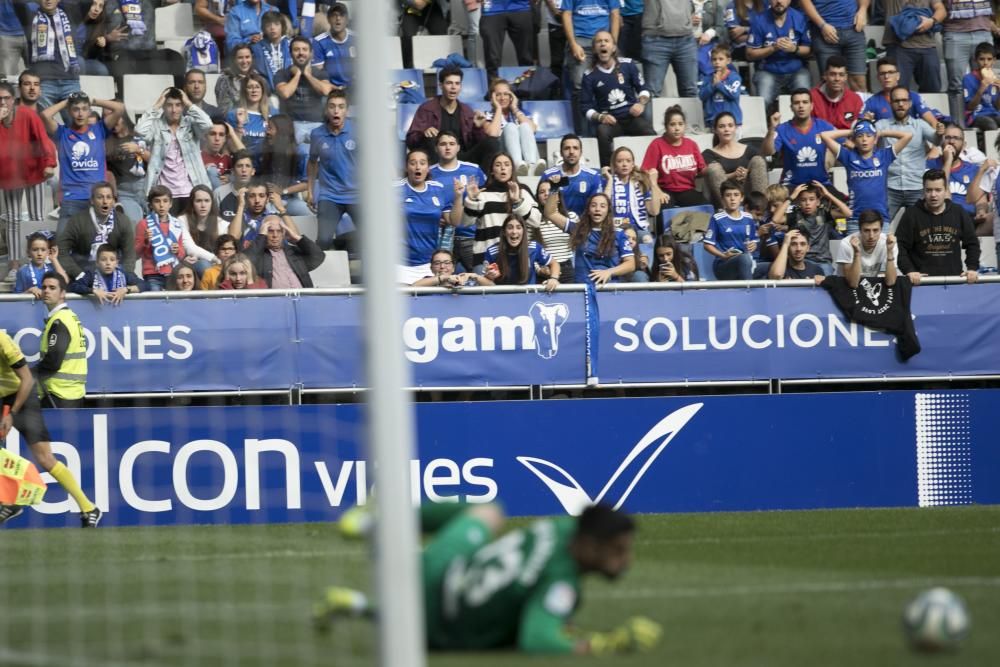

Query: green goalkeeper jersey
left=424, top=515, right=580, bottom=653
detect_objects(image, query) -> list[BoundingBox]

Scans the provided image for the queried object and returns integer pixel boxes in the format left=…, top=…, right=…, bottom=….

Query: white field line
left=595, top=576, right=1000, bottom=600
left=640, top=526, right=1000, bottom=546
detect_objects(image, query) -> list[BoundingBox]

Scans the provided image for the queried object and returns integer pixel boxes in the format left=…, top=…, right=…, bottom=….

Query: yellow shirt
left=0, top=331, right=26, bottom=398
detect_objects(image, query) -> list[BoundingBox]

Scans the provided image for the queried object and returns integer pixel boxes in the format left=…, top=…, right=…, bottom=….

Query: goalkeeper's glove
left=587, top=616, right=662, bottom=655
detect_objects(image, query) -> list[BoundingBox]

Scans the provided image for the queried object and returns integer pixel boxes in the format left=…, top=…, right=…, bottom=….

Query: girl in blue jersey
left=226, top=73, right=275, bottom=164
left=542, top=191, right=635, bottom=285
left=484, top=215, right=560, bottom=291
left=601, top=147, right=665, bottom=245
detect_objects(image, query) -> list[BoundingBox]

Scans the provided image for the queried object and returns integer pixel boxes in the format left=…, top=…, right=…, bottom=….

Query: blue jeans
left=116, top=179, right=146, bottom=225
left=501, top=123, right=540, bottom=168
left=753, top=68, right=812, bottom=108
left=641, top=34, right=698, bottom=98
left=889, top=45, right=942, bottom=94
left=943, top=30, right=992, bottom=125
left=887, top=188, right=923, bottom=229
left=82, top=59, right=110, bottom=76
left=316, top=200, right=358, bottom=249
left=713, top=252, right=753, bottom=280
left=40, top=78, right=82, bottom=109
left=144, top=274, right=167, bottom=291
left=564, top=36, right=593, bottom=134
left=810, top=27, right=866, bottom=78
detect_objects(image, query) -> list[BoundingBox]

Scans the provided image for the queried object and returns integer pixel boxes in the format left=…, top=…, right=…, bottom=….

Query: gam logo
left=517, top=403, right=703, bottom=515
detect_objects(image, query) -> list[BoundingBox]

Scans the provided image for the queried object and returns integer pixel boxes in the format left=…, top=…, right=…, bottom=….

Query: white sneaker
left=516, top=162, right=529, bottom=177
left=533, top=159, right=548, bottom=176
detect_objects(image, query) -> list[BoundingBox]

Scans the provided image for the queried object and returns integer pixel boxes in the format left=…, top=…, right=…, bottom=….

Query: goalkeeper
left=315, top=502, right=661, bottom=655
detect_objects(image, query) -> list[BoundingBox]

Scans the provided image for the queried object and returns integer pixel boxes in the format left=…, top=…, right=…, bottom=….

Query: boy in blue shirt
left=311, top=3, right=354, bottom=89
left=820, top=119, right=912, bottom=233
left=68, top=243, right=145, bottom=304
left=704, top=179, right=758, bottom=280
left=699, top=44, right=743, bottom=129
left=15, top=232, right=67, bottom=297
left=962, top=41, right=1000, bottom=132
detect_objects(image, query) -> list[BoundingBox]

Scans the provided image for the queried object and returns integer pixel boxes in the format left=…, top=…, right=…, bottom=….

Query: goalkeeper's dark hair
left=576, top=504, right=635, bottom=541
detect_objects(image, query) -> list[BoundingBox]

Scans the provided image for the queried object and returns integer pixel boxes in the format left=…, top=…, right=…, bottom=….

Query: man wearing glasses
left=862, top=57, right=943, bottom=134
left=874, top=85, right=940, bottom=224
left=925, top=123, right=994, bottom=229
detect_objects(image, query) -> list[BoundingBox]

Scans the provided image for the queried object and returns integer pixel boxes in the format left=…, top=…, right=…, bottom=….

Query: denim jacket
left=134, top=104, right=213, bottom=194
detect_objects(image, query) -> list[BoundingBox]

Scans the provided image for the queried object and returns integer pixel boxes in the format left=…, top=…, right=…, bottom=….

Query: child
left=201, top=234, right=239, bottom=289
left=135, top=186, right=188, bottom=291
left=68, top=243, right=144, bottom=304
left=782, top=182, right=851, bottom=275
left=15, top=232, right=68, bottom=297
left=820, top=120, right=911, bottom=233
left=754, top=184, right=789, bottom=260
left=963, top=42, right=1000, bottom=132
left=256, top=12, right=292, bottom=92
left=698, top=44, right=743, bottom=130
left=703, top=179, right=758, bottom=280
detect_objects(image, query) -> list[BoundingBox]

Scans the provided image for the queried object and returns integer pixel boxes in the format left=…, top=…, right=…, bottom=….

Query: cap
left=852, top=119, right=876, bottom=136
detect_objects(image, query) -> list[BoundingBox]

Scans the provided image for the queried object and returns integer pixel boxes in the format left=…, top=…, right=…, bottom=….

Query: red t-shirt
left=810, top=86, right=863, bottom=130
left=202, top=151, right=232, bottom=178
left=641, top=137, right=706, bottom=193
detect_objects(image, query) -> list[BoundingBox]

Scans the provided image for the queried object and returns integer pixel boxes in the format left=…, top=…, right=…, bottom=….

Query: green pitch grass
left=1, top=506, right=998, bottom=666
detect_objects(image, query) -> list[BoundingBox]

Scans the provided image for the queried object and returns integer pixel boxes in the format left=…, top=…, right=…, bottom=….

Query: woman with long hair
left=702, top=111, right=769, bottom=209
left=258, top=113, right=310, bottom=216
left=463, top=151, right=542, bottom=267
left=602, top=146, right=667, bottom=244
left=485, top=78, right=545, bottom=177
left=535, top=179, right=574, bottom=283
left=542, top=191, right=635, bottom=285
left=218, top=253, right=267, bottom=290
left=484, top=215, right=560, bottom=291
left=105, top=112, right=148, bottom=223
left=642, top=105, right=708, bottom=208
left=178, top=184, right=224, bottom=277
left=216, top=44, right=256, bottom=115
left=80, top=0, right=116, bottom=75
left=167, top=263, right=200, bottom=291
left=651, top=235, right=699, bottom=283
left=226, top=73, right=274, bottom=161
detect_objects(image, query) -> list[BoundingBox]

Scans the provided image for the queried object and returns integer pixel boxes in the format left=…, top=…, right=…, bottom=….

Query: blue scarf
left=242, top=212, right=266, bottom=248
left=20, top=262, right=51, bottom=289
left=93, top=267, right=127, bottom=293
left=90, top=208, right=116, bottom=261
left=30, top=7, right=79, bottom=73
left=119, top=0, right=147, bottom=37
left=146, top=214, right=183, bottom=273
left=186, top=31, right=220, bottom=72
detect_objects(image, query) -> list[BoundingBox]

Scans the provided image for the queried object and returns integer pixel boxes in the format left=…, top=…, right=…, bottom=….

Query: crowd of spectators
left=0, top=0, right=994, bottom=300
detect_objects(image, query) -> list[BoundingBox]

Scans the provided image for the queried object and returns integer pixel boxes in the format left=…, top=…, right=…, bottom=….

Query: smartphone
left=729, top=248, right=743, bottom=255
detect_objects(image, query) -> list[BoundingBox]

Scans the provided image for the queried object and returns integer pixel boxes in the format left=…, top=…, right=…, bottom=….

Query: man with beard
left=874, top=85, right=939, bottom=224
left=184, top=68, right=222, bottom=123
left=767, top=228, right=826, bottom=279
left=747, top=0, right=813, bottom=107
left=541, top=134, right=603, bottom=218
left=275, top=36, right=333, bottom=165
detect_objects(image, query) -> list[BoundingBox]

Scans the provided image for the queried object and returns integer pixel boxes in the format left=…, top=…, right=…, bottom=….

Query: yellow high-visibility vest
left=40, top=307, right=87, bottom=400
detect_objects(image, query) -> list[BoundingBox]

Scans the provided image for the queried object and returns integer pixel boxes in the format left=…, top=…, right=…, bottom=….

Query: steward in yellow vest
left=36, top=273, right=87, bottom=408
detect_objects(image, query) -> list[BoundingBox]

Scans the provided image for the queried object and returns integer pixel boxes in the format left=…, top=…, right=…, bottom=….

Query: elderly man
left=247, top=215, right=325, bottom=289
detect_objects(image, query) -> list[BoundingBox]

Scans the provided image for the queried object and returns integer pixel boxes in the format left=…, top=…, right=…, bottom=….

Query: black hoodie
left=895, top=199, right=980, bottom=276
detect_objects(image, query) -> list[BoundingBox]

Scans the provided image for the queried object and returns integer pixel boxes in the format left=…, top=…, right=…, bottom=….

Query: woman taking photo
left=651, top=235, right=699, bottom=283
left=483, top=215, right=560, bottom=292
left=535, top=179, right=574, bottom=284
left=641, top=105, right=708, bottom=207
left=542, top=191, right=634, bottom=286
left=702, top=111, right=768, bottom=209
left=602, top=146, right=667, bottom=244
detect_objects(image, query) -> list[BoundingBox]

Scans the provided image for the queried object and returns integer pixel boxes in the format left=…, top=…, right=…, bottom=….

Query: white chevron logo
left=517, top=403, right=703, bottom=515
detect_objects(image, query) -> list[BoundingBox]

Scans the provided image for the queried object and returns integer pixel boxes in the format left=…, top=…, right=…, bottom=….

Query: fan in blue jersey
left=925, top=125, right=993, bottom=220
left=861, top=57, right=942, bottom=133
left=704, top=179, right=758, bottom=280
left=541, top=191, right=635, bottom=285
left=580, top=30, right=654, bottom=168
left=397, top=148, right=465, bottom=285
left=820, top=119, right=913, bottom=233
left=761, top=89, right=836, bottom=188
left=483, top=215, right=561, bottom=291
left=311, top=3, right=354, bottom=88
left=746, top=0, right=812, bottom=106
left=962, top=41, right=1000, bottom=132
left=225, top=74, right=277, bottom=164
left=430, top=131, right=487, bottom=271
left=541, top=134, right=603, bottom=218
left=309, top=90, right=357, bottom=250
left=699, top=44, right=743, bottom=128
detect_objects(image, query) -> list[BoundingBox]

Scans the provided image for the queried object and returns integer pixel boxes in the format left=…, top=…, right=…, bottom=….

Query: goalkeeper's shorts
left=3, top=392, right=51, bottom=445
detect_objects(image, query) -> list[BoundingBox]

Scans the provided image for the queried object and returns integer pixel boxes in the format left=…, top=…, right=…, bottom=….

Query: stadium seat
left=777, top=94, right=792, bottom=124
left=767, top=168, right=782, bottom=185
left=691, top=242, right=717, bottom=281
left=831, top=166, right=847, bottom=194
left=519, top=175, right=540, bottom=194
left=387, top=36, right=404, bottom=70
left=920, top=93, right=949, bottom=116
left=863, top=25, right=885, bottom=49
left=412, top=35, right=463, bottom=70
left=545, top=137, right=599, bottom=167
left=204, top=73, right=220, bottom=106
left=437, top=68, right=488, bottom=103
left=389, top=69, right=425, bottom=110
left=396, top=103, right=419, bottom=142
left=976, top=236, right=997, bottom=269
left=291, top=215, right=319, bottom=241
left=984, top=130, right=999, bottom=160
left=690, top=133, right=715, bottom=152
left=155, top=4, right=195, bottom=44
left=124, top=74, right=175, bottom=119
left=739, top=96, right=768, bottom=138
left=522, top=100, right=573, bottom=141
left=310, top=250, right=352, bottom=287
left=612, top=135, right=656, bottom=162
left=964, top=129, right=978, bottom=151
left=79, top=75, right=116, bottom=103
left=653, top=97, right=706, bottom=135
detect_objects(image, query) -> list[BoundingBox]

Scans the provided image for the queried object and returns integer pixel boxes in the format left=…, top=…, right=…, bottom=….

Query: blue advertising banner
left=596, top=284, right=1000, bottom=383
left=6, top=390, right=999, bottom=528
left=1, top=297, right=298, bottom=393
left=295, top=291, right=588, bottom=388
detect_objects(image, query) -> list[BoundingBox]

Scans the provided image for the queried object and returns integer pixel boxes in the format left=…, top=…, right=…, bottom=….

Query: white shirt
left=834, top=233, right=899, bottom=277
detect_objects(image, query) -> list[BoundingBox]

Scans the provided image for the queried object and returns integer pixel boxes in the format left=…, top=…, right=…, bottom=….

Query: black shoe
left=81, top=507, right=102, bottom=528
left=0, top=504, right=24, bottom=525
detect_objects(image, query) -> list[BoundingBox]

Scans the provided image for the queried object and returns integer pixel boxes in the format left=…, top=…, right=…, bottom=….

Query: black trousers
left=480, top=10, right=535, bottom=80
left=399, top=6, right=448, bottom=70
left=595, top=114, right=655, bottom=167
left=547, top=24, right=566, bottom=95
left=618, top=13, right=643, bottom=60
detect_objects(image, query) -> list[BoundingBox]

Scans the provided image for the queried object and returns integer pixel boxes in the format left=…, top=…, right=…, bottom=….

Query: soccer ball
left=902, top=587, right=970, bottom=652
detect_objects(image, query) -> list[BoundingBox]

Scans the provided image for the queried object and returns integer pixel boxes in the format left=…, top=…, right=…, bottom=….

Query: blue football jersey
left=926, top=157, right=981, bottom=214
left=400, top=179, right=453, bottom=266
left=837, top=146, right=896, bottom=222
left=57, top=122, right=108, bottom=202
left=775, top=118, right=835, bottom=187
left=431, top=161, right=487, bottom=239
left=704, top=211, right=759, bottom=256
left=541, top=165, right=603, bottom=218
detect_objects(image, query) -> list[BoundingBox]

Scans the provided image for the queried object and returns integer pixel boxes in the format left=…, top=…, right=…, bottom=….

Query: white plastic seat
left=310, top=250, right=352, bottom=287
left=124, top=74, right=176, bottom=119
left=155, top=4, right=195, bottom=43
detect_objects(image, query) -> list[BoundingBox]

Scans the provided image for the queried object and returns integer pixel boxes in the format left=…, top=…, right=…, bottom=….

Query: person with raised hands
left=484, top=78, right=545, bottom=177
left=542, top=189, right=635, bottom=286
left=247, top=214, right=324, bottom=289
left=464, top=151, right=542, bottom=268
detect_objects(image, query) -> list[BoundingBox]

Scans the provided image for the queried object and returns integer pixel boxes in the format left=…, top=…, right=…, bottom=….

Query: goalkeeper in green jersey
left=315, top=502, right=661, bottom=655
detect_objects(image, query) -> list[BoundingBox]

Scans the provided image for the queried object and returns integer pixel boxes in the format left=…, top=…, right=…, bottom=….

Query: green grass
left=2, top=506, right=998, bottom=666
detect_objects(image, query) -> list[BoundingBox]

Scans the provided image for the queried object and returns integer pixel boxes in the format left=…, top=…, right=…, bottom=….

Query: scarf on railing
left=93, top=267, right=127, bottom=293
left=146, top=214, right=183, bottom=272
left=29, top=8, right=79, bottom=73
left=89, top=208, right=116, bottom=261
